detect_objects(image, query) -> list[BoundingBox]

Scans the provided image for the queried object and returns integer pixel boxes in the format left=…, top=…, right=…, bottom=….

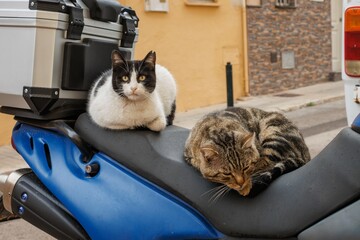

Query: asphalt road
left=284, top=99, right=347, bottom=138
left=0, top=99, right=349, bottom=239
left=284, top=99, right=347, bottom=158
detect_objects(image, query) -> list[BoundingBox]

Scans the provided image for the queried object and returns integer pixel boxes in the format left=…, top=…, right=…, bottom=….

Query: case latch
left=67, top=1, right=84, bottom=40
left=29, top=0, right=84, bottom=40
left=119, top=7, right=139, bottom=48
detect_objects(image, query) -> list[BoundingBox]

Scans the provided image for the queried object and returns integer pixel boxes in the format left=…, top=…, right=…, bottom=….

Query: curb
left=280, top=95, right=345, bottom=112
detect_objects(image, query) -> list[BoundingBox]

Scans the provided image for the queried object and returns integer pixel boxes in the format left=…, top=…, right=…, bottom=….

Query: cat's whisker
left=201, top=185, right=226, bottom=197
left=210, top=187, right=230, bottom=204
left=208, top=185, right=230, bottom=204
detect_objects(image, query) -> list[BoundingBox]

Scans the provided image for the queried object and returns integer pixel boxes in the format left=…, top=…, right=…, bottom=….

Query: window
left=275, top=0, right=296, bottom=8
left=246, top=0, right=262, bottom=7
left=184, top=0, right=219, bottom=7
left=282, top=51, right=295, bottom=69
left=145, top=0, right=169, bottom=12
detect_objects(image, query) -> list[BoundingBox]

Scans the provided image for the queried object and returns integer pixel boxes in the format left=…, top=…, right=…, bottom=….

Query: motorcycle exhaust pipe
left=0, top=169, right=89, bottom=240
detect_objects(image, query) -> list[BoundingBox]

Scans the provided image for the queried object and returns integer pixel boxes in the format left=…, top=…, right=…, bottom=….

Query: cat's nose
left=233, top=174, right=244, bottom=185
left=131, top=86, right=137, bottom=92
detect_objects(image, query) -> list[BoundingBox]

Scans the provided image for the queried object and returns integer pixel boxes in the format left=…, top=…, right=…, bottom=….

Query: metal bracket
left=29, top=0, right=67, bottom=13
left=23, top=87, right=59, bottom=115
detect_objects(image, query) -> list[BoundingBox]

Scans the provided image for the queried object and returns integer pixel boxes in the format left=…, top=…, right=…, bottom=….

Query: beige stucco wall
left=0, top=113, right=15, bottom=145
left=120, top=0, right=248, bottom=112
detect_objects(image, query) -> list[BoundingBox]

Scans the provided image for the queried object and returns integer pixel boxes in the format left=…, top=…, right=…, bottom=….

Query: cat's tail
left=166, top=100, right=176, bottom=126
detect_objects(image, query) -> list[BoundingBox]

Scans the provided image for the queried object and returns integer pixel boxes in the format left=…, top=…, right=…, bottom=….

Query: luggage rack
left=0, top=103, right=86, bottom=121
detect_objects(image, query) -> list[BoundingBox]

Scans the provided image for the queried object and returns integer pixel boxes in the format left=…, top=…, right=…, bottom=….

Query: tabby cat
left=184, top=107, right=311, bottom=197
left=88, top=50, right=176, bottom=131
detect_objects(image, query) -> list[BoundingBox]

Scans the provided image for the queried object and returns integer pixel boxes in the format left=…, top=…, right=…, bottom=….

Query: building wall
left=120, top=0, right=248, bottom=112
left=0, top=113, right=15, bottom=145
left=246, top=0, right=332, bottom=95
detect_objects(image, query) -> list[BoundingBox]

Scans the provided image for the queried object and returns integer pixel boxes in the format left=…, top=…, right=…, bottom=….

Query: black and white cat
left=87, top=50, right=177, bottom=131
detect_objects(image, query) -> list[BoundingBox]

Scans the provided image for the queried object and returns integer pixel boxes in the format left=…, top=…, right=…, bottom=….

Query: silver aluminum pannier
left=0, top=0, right=138, bottom=119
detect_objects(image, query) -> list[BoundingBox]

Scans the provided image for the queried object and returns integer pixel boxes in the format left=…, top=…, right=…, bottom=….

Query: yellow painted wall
left=120, top=0, right=248, bottom=112
left=0, top=113, right=15, bottom=145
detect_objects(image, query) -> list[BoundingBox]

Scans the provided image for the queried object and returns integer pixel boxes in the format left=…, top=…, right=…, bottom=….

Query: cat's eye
left=138, top=75, right=146, bottom=81
left=122, top=76, right=129, bottom=81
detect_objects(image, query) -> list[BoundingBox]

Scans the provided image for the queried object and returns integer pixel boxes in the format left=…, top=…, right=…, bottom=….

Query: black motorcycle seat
left=75, top=113, right=360, bottom=238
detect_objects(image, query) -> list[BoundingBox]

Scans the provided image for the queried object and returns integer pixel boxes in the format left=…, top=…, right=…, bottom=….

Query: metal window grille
left=275, top=0, right=296, bottom=8
left=187, top=0, right=217, bottom=3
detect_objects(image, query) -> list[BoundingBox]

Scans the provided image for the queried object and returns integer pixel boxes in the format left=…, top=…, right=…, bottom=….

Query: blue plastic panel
left=12, top=123, right=222, bottom=239
left=352, top=113, right=360, bottom=132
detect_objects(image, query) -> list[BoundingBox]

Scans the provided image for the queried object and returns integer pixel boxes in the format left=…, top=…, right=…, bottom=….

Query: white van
left=343, top=0, right=360, bottom=124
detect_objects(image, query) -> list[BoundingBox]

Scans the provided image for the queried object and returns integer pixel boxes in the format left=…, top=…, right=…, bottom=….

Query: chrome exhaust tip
left=0, top=169, right=32, bottom=213
left=0, top=172, right=9, bottom=194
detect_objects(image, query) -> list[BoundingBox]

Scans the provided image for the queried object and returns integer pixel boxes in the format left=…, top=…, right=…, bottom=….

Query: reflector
left=345, top=7, right=360, bottom=76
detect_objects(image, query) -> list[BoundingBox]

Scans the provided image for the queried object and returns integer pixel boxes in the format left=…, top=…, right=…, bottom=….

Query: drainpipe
left=241, top=0, right=250, bottom=96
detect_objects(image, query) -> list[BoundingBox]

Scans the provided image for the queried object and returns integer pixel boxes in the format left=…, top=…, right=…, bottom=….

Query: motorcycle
left=0, top=112, right=359, bottom=239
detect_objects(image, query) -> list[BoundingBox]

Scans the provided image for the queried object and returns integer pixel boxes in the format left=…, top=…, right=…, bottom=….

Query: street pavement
left=174, top=80, right=345, bottom=129
left=0, top=80, right=348, bottom=239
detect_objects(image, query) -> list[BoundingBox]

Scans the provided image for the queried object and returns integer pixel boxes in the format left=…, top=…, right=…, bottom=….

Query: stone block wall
left=246, top=0, right=332, bottom=95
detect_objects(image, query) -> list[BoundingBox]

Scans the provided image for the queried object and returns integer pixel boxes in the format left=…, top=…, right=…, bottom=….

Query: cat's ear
left=111, top=50, right=126, bottom=65
left=200, top=147, right=219, bottom=163
left=242, top=132, right=256, bottom=149
left=143, top=51, right=156, bottom=66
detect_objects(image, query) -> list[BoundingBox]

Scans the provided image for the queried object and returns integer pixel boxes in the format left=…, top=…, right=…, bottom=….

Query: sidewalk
left=174, top=80, right=345, bottom=129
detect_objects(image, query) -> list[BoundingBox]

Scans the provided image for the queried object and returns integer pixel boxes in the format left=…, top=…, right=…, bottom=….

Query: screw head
left=21, top=193, right=28, bottom=202
left=18, top=206, right=25, bottom=215
left=85, top=163, right=100, bottom=175
left=85, top=165, right=92, bottom=174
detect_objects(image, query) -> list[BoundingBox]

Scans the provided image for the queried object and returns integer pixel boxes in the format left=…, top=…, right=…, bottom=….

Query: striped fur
left=184, top=107, right=311, bottom=197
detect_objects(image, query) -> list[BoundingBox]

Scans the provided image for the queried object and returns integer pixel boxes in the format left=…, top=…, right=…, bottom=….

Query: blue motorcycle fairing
left=351, top=113, right=360, bottom=133
left=11, top=123, right=222, bottom=240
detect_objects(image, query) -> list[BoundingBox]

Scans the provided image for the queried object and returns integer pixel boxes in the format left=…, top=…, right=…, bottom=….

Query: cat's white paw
left=147, top=117, right=166, bottom=132
left=107, top=123, right=130, bottom=130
